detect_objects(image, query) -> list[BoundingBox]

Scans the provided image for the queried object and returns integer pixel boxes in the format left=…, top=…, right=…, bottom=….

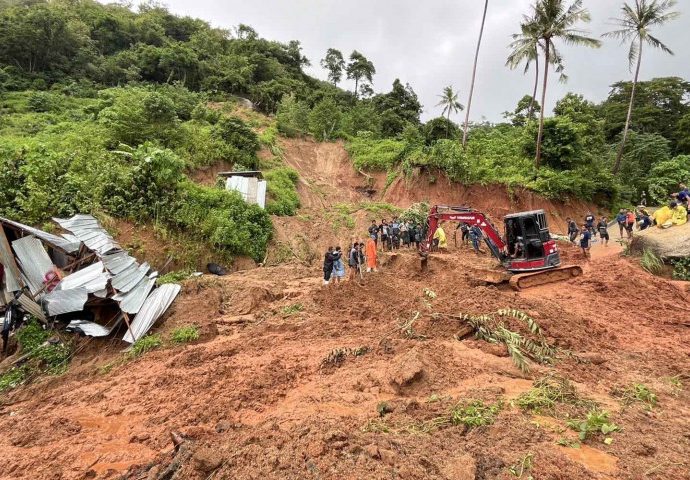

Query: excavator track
left=509, top=265, right=583, bottom=290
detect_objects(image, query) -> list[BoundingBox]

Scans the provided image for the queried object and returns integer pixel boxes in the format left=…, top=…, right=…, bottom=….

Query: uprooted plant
left=362, top=399, right=503, bottom=435
left=614, top=382, right=658, bottom=410
left=567, top=408, right=619, bottom=443
left=516, top=374, right=596, bottom=416
left=399, top=311, right=426, bottom=340
left=433, top=309, right=555, bottom=372
left=319, top=346, right=370, bottom=371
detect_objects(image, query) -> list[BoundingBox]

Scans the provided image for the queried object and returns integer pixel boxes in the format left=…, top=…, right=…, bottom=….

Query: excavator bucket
left=508, top=265, right=583, bottom=290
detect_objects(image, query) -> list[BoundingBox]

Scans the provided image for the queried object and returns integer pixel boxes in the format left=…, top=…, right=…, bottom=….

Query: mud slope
left=0, top=243, right=688, bottom=480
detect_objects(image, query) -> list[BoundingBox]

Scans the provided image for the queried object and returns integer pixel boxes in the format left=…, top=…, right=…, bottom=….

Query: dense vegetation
left=0, top=0, right=688, bottom=265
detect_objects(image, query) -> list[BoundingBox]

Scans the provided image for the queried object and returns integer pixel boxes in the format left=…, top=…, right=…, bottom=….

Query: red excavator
left=421, top=205, right=583, bottom=289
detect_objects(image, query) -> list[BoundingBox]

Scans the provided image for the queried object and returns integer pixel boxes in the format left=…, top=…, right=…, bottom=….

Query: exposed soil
left=1, top=138, right=688, bottom=480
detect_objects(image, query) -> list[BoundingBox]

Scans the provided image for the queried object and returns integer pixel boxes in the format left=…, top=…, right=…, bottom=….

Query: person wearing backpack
left=597, top=217, right=609, bottom=247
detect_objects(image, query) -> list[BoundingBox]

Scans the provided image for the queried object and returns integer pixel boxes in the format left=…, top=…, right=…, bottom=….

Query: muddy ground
left=0, top=137, right=688, bottom=480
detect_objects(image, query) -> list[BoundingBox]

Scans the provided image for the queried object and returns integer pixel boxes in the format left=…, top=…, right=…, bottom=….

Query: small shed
left=217, top=171, right=267, bottom=209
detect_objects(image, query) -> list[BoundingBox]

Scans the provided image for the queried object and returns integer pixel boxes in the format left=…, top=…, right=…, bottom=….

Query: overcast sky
left=133, top=0, right=688, bottom=122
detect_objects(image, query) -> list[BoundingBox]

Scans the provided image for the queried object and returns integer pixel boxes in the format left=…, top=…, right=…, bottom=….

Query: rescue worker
left=469, top=225, right=483, bottom=254
left=585, top=212, right=596, bottom=238
left=433, top=223, right=447, bottom=251
left=616, top=209, right=627, bottom=239
left=566, top=217, right=579, bottom=244
left=580, top=224, right=591, bottom=259
left=625, top=209, right=636, bottom=239
left=365, top=237, right=377, bottom=272
left=368, top=220, right=379, bottom=247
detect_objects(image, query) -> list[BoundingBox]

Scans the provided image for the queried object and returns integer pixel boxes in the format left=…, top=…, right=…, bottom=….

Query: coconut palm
left=604, top=0, right=680, bottom=174
left=436, top=86, right=464, bottom=138
left=462, top=0, right=489, bottom=148
left=506, top=16, right=566, bottom=121
left=532, top=0, right=601, bottom=167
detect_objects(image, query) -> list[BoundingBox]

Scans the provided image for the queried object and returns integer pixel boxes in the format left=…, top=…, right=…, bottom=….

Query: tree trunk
left=446, top=109, right=451, bottom=138
left=527, top=53, right=539, bottom=122
left=612, top=38, right=643, bottom=174
left=462, top=0, right=489, bottom=147
left=354, top=77, right=359, bottom=99
left=535, top=41, right=550, bottom=168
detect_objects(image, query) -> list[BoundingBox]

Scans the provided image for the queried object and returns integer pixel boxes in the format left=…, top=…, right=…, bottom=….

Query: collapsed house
left=0, top=214, right=180, bottom=344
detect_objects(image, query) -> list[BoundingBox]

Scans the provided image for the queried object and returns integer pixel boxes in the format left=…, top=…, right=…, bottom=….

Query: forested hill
left=1, top=0, right=689, bottom=263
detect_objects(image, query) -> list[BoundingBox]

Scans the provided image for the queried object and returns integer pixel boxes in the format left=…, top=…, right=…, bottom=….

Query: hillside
left=0, top=140, right=688, bottom=479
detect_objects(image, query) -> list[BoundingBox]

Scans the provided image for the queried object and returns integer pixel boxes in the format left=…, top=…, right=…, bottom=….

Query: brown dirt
left=1, top=138, right=689, bottom=480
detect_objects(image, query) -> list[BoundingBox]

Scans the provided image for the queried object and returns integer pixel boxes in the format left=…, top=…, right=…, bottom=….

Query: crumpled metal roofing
left=0, top=217, right=80, bottom=253
left=66, top=319, right=114, bottom=337
left=12, top=236, right=53, bottom=296
left=113, top=276, right=156, bottom=314
left=53, top=214, right=121, bottom=256
left=123, top=284, right=181, bottom=343
left=111, top=262, right=150, bottom=293
left=56, top=261, right=109, bottom=293
left=43, top=288, right=88, bottom=316
left=102, top=251, right=136, bottom=275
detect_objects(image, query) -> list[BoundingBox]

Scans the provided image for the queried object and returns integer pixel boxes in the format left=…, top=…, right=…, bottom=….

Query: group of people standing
left=322, top=238, right=378, bottom=285
left=566, top=212, right=613, bottom=258
left=367, top=217, right=423, bottom=251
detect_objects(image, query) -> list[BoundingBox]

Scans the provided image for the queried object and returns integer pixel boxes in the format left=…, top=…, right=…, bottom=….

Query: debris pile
left=0, top=214, right=180, bottom=345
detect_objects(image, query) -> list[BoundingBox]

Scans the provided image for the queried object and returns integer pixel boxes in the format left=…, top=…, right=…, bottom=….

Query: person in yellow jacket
left=671, top=202, right=688, bottom=226
left=433, top=224, right=447, bottom=250
left=652, top=205, right=673, bottom=228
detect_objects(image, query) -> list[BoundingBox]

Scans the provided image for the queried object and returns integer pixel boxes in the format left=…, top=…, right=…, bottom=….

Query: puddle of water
left=559, top=444, right=618, bottom=475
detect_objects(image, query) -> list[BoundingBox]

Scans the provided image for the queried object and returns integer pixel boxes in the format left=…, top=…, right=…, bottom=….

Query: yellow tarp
left=672, top=205, right=688, bottom=226
left=433, top=226, right=447, bottom=248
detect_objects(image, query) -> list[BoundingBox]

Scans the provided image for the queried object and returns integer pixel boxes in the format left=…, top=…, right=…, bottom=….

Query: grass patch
left=516, top=374, right=594, bottom=415
left=157, top=270, right=192, bottom=285
left=170, top=325, right=200, bottom=344
left=567, top=408, right=619, bottom=442
left=616, top=383, right=658, bottom=409
left=640, top=249, right=663, bottom=274
left=451, top=400, right=503, bottom=428
left=129, top=334, right=163, bottom=358
left=0, top=366, right=29, bottom=393
left=281, top=303, right=304, bottom=316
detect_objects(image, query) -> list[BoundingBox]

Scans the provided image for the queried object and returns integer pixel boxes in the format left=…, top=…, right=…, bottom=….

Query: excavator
left=420, top=205, right=583, bottom=290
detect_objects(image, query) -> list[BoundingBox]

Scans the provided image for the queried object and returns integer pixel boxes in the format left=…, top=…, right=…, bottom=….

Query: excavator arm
left=422, top=205, right=507, bottom=261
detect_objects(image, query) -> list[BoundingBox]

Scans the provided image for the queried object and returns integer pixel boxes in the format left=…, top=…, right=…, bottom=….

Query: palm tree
left=462, top=0, right=489, bottom=148
left=532, top=0, right=601, bottom=167
left=507, top=16, right=567, bottom=122
left=436, top=86, right=464, bottom=138
left=603, top=0, right=680, bottom=174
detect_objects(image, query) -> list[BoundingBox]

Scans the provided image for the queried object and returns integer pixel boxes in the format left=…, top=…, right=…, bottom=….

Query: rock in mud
left=579, top=352, right=607, bottom=365
left=388, top=349, right=425, bottom=390
left=193, top=446, right=223, bottom=473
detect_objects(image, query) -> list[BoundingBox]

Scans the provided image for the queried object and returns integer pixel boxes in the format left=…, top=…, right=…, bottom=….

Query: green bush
left=174, top=182, right=273, bottom=261
left=265, top=167, right=300, bottom=216
left=346, top=136, right=405, bottom=171
left=212, top=116, right=260, bottom=169
left=276, top=93, right=309, bottom=137
left=671, top=257, right=690, bottom=280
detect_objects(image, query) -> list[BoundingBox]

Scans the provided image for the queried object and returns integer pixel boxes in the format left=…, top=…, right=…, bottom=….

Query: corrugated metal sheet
left=113, top=277, right=155, bottom=314
left=56, top=261, right=109, bottom=293
left=53, top=214, right=121, bottom=256
left=123, top=284, right=181, bottom=343
left=12, top=236, right=53, bottom=296
left=43, top=288, right=88, bottom=316
left=0, top=225, right=24, bottom=292
left=110, top=262, right=149, bottom=293
left=17, top=293, right=46, bottom=321
left=0, top=217, right=80, bottom=253
left=102, top=251, right=136, bottom=275
left=66, top=319, right=113, bottom=337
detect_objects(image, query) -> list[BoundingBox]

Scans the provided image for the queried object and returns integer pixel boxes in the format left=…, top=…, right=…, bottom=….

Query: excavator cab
left=503, top=210, right=560, bottom=272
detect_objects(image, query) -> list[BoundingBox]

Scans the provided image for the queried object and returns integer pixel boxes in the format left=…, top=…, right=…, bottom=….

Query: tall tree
left=532, top=0, right=601, bottom=167
left=436, top=85, right=464, bottom=138
left=462, top=0, right=489, bottom=147
left=603, top=0, right=680, bottom=174
left=346, top=50, right=375, bottom=98
left=320, top=48, right=345, bottom=86
left=506, top=15, right=565, bottom=121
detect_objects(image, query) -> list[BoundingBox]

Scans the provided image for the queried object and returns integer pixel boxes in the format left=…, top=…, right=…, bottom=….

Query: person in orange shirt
left=625, top=209, right=636, bottom=239
left=365, top=237, right=377, bottom=272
